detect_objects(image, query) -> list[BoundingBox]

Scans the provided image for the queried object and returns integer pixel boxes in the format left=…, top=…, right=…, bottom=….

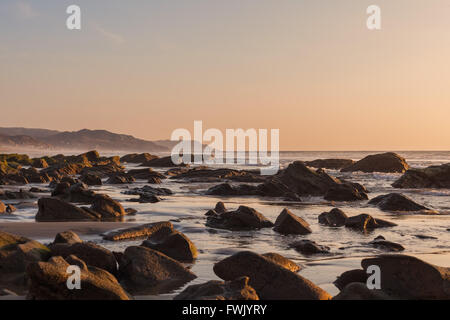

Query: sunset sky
left=1, top=0, right=450, bottom=150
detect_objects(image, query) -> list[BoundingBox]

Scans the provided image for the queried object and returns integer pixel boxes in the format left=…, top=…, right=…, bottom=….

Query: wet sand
left=0, top=222, right=137, bottom=241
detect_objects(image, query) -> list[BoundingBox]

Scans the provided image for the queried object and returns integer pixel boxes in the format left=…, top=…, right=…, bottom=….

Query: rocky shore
left=0, top=151, right=449, bottom=300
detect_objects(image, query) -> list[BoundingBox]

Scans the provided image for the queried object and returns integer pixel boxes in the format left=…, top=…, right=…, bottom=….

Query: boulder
left=333, top=282, right=391, bottom=300
left=103, top=221, right=174, bottom=241
left=81, top=174, right=102, bottom=186
left=175, top=276, right=259, bottom=300
left=142, top=230, right=198, bottom=262
left=0, top=201, right=6, bottom=214
left=344, top=214, right=397, bottom=231
left=126, top=168, right=165, bottom=180
left=118, top=246, right=196, bottom=294
left=290, top=240, right=330, bottom=255
left=261, top=253, right=301, bottom=273
left=361, top=254, right=450, bottom=299
left=48, top=242, right=117, bottom=275
left=341, top=152, right=409, bottom=173
left=305, top=159, right=355, bottom=170
left=27, top=256, right=130, bottom=300
left=324, top=183, right=368, bottom=201
left=368, top=193, right=435, bottom=213
left=392, top=163, right=450, bottom=189
left=333, top=269, right=367, bottom=291
left=206, top=205, right=274, bottom=231
left=368, top=236, right=405, bottom=252
left=171, top=168, right=265, bottom=183
left=36, top=198, right=100, bottom=222
left=214, top=202, right=227, bottom=214
left=213, top=251, right=331, bottom=300
left=273, top=209, right=312, bottom=235
left=90, top=194, right=125, bottom=220
left=53, top=230, right=83, bottom=244
left=0, top=231, right=50, bottom=294
left=318, top=208, right=348, bottom=227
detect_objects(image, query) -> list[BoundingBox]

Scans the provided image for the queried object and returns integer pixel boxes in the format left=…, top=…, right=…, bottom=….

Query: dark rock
left=175, top=276, right=259, bottom=300
left=344, top=214, right=397, bottom=231
left=334, top=269, right=367, bottom=291
left=273, top=209, right=312, bottom=235
left=27, top=256, right=130, bottom=300
left=90, top=194, right=125, bottom=220
left=125, top=208, right=137, bottom=215
left=206, top=205, right=274, bottom=231
left=290, top=240, right=330, bottom=255
left=31, top=158, right=49, bottom=169
left=36, top=198, right=100, bottom=222
left=324, top=183, right=368, bottom=201
left=103, top=221, right=174, bottom=241
left=392, top=163, right=450, bottom=189
left=213, top=251, right=331, bottom=300
left=368, top=193, right=435, bottom=213
left=49, top=242, right=117, bottom=275
left=142, top=230, right=198, bottom=262
left=120, top=153, right=158, bottom=163
left=369, top=237, right=405, bottom=252
left=305, top=159, right=355, bottom=170
left=214, top=202, right=226, bottom=214
left=341, top=152, right=409, bottom=173
left=148, top=177, right=162, bottom=184
left=261, top=253, right=300, bottom=272
left=171, top=168, right=265, bottom=183
left=0, top=189, right=35, bottom=200
left=118, top=246, right=196, bottom=294
left=0, top=231, right=50, bottom=294
left=53, top=231, right=83, bottom=244
left=126, top=168, right=165, bottom=180
left=361, top=254, right=450, bottom=299
left=318, top=208, right=348, bottom=227
left=140, top=156, right=189, bottom=168
left=333, top=282, right=391, bottom=300
left=106, top=175, right=135, bottom=184
left=81, top=174, right=102, bottom=186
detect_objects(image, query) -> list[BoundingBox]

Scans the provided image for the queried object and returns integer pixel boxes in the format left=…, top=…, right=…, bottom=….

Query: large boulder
left=142, top=230, right=198, bottom=262
left=368, top=193, right=434, bottom=213
left=392, top=163, right=450, bottom=189
left=118, top=246, right=196, bottom=294
left=206, top=205, right=274, bottom=231
left=261, top=253, right=300, bottom=273
left=103, top=221, right=174, bottom=241
left=0, top=231, right=50, bottom=293
left=324, top=183, right=368, bottom=201
left=27, top=255, right=130, bottom=300
left=175, top=276, right=259, bottom=300
left=273, top=209, right=312, bottom=235
left=341, top=152, right=409, bottom=173
left=344, top=214, right=397, bottom=231
left=361, top=254, right=450, bottom=299
left=213, top=251, right=331, bottom=300
left=318, top=208, right=348, bottom=227
left=48, top=242, right=118, bottom=275
left=305, top=159, right=355, bottom=170
left=36, top=197, right=100, bottom=222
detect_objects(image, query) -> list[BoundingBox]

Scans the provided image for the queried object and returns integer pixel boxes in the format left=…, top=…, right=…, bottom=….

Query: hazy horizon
left=1, top=0, right=450, bottom=151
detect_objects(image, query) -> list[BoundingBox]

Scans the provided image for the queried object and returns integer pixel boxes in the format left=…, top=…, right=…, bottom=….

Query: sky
left=1, top=0, right=450, bottom=151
